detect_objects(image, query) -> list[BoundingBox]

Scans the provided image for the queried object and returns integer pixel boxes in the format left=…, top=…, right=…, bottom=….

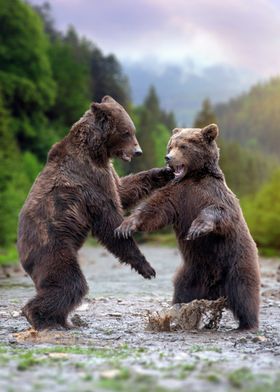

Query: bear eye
left=180, top=144, right=188, bottom=149
left=122, top=131, right=130, bottom=138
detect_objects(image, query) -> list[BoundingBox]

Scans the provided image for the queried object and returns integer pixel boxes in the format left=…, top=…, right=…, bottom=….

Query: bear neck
left=186, top=161, right=224, bottom=181
left=69, top=111, right=110, bottom=167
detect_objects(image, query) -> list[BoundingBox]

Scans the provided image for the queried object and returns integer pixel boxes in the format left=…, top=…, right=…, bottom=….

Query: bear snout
left=165, top=154, right=171, bottom=162
left=133, top=147, right=143, bottom=157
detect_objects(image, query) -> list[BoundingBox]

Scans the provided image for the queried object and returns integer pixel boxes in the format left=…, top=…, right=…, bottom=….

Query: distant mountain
left=215, top=77, right=280, bottom=156
left=123, top=61, right=259, bottom=125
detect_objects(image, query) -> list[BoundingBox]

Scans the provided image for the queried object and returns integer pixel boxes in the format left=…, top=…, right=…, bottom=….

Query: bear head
left=91, top=96, right=142, bottom=162
left=165, top=124, right=219, bottom=181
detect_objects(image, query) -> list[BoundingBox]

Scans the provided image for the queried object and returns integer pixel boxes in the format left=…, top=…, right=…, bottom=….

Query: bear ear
left=201, top=123, right=219, bottom=143
left=172, top=128, right=181, bottom=135
left=91, top=102, right=112, bottom=132
left=91, top=102, right=108, bottom=115
left=101, top=95, right=117, bottom=104
left=91, top=102, right=103, bottom=111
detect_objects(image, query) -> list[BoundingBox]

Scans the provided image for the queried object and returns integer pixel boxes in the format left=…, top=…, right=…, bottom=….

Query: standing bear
left=18, top=96, right=174, bottom=330
left=116, top=124, right=260, bottom=330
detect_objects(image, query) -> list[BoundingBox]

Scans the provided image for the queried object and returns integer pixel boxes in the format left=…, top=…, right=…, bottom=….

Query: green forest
left=215, top=78, right=280, bottom=156
left=0, top=0, right=279, bottom=264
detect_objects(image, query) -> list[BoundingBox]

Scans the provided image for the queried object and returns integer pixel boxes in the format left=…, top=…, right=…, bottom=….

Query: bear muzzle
left=133, top=147, right=143, bottom=157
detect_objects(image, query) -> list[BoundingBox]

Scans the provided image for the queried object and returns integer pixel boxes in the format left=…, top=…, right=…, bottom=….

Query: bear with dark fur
left=116, top=124, right=260, bottom=330
left=18, top=96, right=173, bottom=330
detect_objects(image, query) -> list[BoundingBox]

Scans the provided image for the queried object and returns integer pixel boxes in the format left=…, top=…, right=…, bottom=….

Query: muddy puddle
left=0, top=246, right=280, bottom=392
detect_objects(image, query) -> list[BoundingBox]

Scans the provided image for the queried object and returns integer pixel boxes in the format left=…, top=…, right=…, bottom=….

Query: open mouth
left=116, top=151, right=132, bottom=162
left=121, top=152, right=131, bottom=162
left=174, top=164, right=185, bottom=178
left=169, top=164, right=185, bottom=180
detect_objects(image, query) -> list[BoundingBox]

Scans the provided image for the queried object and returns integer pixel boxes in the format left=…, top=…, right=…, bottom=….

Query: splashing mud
left=147, top=298, right=227, bottom=332
left=13, top=328, right=89, bottom=345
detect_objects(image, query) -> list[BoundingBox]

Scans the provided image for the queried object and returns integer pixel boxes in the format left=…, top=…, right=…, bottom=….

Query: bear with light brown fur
left=116, top=124, right=260, bottom=330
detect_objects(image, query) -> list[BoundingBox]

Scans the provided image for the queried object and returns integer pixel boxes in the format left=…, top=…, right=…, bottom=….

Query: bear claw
left=137, top=262, right=156, bottom=279
left=115, top=219, right=137, bottom=239
left=186, top=220, right=214, bottom=241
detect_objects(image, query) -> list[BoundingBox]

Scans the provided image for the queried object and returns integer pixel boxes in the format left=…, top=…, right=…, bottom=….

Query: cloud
left=166, top=0, right=280, bottom=75
left=30, top=0, right=280, bottom=76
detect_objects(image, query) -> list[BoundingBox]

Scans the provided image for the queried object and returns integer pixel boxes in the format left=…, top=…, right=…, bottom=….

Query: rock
left=100, top=369, right=121, bottom=379
left=252, top=335, right=267, bottom=343
left=76, top=303, right=89, bottom=312
left=276, top=265, right=280, bottom=282
left=70, top=314, right=88, bottom=327
left=11, top=311, right=21, bottom=318
left=48, top=352, right=69, bottom=359
left=108, top=313, right=122, bottom=318
left=8, top=337, right=17, bottom=344
left=238, top=337, right=247, bottom=344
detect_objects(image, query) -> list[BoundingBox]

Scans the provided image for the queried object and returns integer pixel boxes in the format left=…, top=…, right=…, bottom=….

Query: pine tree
left=193, top=98, right=217, bottom=128
left=126, top=86, right=173, bottom=173
left=144, top=86, right=161, bottom=117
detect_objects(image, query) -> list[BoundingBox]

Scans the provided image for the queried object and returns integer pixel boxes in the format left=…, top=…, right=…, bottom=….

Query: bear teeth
left=121, top=153, right=131, bottom=162
left=174, top=165, right=185, bottom=177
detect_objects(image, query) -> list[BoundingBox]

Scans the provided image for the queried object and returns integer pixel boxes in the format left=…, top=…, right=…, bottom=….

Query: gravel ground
left=0, top=245, right=280, bottom=392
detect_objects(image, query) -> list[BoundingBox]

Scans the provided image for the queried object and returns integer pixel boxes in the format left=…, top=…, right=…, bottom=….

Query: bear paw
left=136, top=261, right=156, bottom=279
left=186, top=219, right=214, bottom=241
left=153, top=167, right=175, bottom=183
left=115, top=217, right=138, bottom=239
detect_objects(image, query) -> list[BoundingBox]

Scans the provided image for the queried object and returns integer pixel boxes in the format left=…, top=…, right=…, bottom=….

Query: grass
left=31, top=345, right=138, bottom=359
left=258, top=247, right=280, bottom=258
left=177, top=363, right=196, bottom=380
left=97, top=372, right=172, bottom=392
left=0, top=344, right=147, bottom=373
left=206, top=373, right=220, bottom=383
left=0, top=246, right=18, bottom=266
left=17, top=352, right=45, bottom=371
left=1, top=343, right=280, bottom=392
left=227, top=368, right=280, bottom=391
left=0, top=344, right=176, bottom=392
left=190, top=344, right=222, bottom=353
left=228, top=367, right=254, bottom=388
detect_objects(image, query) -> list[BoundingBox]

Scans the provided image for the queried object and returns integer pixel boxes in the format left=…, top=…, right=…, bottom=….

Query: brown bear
left=17, top=96, right=174, bottom=330
left=116, top=124, right=260, bottom=330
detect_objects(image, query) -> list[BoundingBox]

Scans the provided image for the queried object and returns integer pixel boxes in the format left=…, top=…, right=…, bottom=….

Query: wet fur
left=117, top=125, right=260, bottom=330
left=18, top=97, right=172, bottom=330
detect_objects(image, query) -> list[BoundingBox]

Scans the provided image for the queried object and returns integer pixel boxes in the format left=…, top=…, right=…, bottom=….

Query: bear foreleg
left=118, top=168, right=174, bottom=209
left=115, top=186, right=176, bottom=237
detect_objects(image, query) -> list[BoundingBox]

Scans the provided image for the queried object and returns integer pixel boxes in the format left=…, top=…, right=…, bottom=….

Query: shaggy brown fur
left=116, top=124, right=260, bottom=330
left=17, top=96, right=173, bottom=330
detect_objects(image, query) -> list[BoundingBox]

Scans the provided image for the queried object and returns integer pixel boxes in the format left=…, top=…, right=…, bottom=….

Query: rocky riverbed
left=0, top=246, right=280, bottom=392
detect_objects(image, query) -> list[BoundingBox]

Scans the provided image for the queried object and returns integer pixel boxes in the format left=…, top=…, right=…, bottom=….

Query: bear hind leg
left=22, top=294, right=74, bottom=330
left=172, top=266, right=209, bottom=304
left=226, top=272, right=259, bottom=331
left=22, top=258, right=88, bottom=330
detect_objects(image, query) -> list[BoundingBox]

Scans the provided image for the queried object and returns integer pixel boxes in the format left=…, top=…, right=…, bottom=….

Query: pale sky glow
left=30, top=0, right=280, bottom=77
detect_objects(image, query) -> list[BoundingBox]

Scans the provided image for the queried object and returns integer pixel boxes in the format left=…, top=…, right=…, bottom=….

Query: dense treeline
left=215, top=77, right=280, bottom=252
left=0, top=0, right=174, bottom=252
left=0, top=0, right=279, bottom=258
left=194, top=99, right=277, bottom=197
left=194, top=99, right=280, bottom=253
left=215, top=78, right=280, bottom=157
left=242, top=170, right=280, bottom=254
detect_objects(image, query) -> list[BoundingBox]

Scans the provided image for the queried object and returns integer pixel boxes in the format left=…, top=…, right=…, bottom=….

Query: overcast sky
left=29, top=0, right=280, bottom=78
